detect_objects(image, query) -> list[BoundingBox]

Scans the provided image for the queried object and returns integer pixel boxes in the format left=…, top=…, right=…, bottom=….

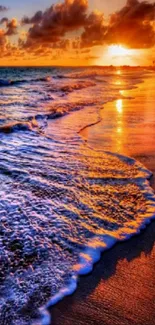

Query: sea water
left=0, top=66, right=155, bottom=325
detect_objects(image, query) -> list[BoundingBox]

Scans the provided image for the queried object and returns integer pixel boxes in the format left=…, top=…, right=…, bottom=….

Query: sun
left=108, top=45, right=129, bottom=57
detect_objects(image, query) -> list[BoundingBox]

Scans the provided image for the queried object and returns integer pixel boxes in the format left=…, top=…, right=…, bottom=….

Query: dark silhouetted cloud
left=21, top=11, right=43, bottom=25
left=80, top=0, right=155, bottom=49
left=106, top=0, right=155, bottom=48
left=0, top=5, right=8, bottom=12
left=0, top=17, right=18, bottom=36
left=21, top=0, right=155, bottom=51
left=0, top=17, right=8, bottom=24
left=5, top=18, right=18, bottom=36
left=81, top=11, right=106, bottom=48
left=22, top=0, right=88, bottom=49
left=1, top=0, right=155, bottom=60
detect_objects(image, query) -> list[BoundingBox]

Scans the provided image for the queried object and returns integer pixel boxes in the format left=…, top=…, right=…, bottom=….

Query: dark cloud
left=0, top=19, right=19, bottom=59
left=0, top=17, right=8, bottom=24
left=114, top=0, right=155, bottom=21
left=72, top=38, right=80, bottom=49
left=21, top=0, right=155, bottom=51
left=0, top=5, right=8, bottom=12
left=81, top=11, right=106, bottom=48
left=80, top=0, right=155, bottom=49
left=21, top=11, right=43, bottom=25
left=0, top=17, right=18, bottom=36
left=106, top=21, right=155, bottom=49
left=52, top=38, right=70, bottom=49
left=106, top=0, right=155, bottom=48
left=5, top=18, right=18, bottom=36
left=22, top=0, right=88, bottom=49
left=1, top=0, right=154, bottom=61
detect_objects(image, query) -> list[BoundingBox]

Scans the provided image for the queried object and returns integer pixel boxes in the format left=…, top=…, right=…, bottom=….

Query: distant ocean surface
left=0, top=67, right=155, bottom=325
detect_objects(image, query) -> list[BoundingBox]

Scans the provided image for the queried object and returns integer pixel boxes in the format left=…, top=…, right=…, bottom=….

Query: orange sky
left=0, top=0, right=155, bottom=66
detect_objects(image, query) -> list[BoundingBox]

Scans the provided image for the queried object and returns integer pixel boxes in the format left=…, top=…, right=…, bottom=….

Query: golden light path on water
left=114, top=71, right=124, bottom=152
left=116, top=98, right=123, bottom=151
left=116, top=99, right=123, bottom=114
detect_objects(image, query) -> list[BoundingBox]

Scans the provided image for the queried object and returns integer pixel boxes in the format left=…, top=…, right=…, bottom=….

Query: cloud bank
left=106, top=0, right=155, bottom=48
left=21, top=0, right=155, bottom=50
left=0, top=0, right=155, bottom=61
left=0, top=5, right=8, bottom=12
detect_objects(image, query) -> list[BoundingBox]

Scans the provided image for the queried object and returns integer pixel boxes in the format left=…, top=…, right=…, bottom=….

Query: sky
left=0, top=0, right=155, bottom=66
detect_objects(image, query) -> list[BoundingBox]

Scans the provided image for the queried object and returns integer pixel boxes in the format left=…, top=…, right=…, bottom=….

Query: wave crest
left=0, top=76, right=51, bottom=87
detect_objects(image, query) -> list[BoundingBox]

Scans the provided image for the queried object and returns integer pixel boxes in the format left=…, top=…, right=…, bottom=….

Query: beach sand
left=80, top=73, right=155, bottom=188
left=51, top=73, right=155, bottom=325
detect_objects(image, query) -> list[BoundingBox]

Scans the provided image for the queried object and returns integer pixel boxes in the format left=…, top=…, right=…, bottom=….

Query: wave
left=0, top=119, right=38, bottom=134
left=63, top=69, right=148, bottom=83
left=53, top=74, right=67, bottom=79
left=35, top=152, right=155, bottom=325
left=60, top=80, right=96, bottom=93
left=0, top=76, right=51, bottom=87
left=0, top=128, right=155, bottom=325
left=0, top=67, right=154, bottom=325
left=0, top=98, right=99, bottom=136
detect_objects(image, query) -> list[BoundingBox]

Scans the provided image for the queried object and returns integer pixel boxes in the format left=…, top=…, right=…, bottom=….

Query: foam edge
left=33, top=174, right=155, bottom=325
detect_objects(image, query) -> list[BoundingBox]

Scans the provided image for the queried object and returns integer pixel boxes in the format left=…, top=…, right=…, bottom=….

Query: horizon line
left=0, top=65, right=154, bottom=68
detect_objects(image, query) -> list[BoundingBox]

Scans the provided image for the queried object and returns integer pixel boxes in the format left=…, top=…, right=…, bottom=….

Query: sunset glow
left=0, top=0, right=154, bottom=66
left=109, top=45, right=130, bottom=57
left=0, top=1, right=155, bottom=324
left=0, top=3, right=155, bottom=325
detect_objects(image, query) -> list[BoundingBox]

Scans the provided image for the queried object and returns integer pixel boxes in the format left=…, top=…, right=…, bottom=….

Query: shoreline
left=50, top=73, right=155, bottom=325
left=52, top=219, right=155, bottom=325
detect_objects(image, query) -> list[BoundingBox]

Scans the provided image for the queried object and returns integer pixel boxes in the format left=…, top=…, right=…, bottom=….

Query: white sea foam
left=0, top=67, right=154, bottom=325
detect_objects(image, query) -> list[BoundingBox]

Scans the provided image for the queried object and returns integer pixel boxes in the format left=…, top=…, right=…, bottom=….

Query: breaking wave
left=0, top=133, right=155, bottom=325
left=0, top=66, right=154, bottom=325
left=0, top=76, right=51, bottom=87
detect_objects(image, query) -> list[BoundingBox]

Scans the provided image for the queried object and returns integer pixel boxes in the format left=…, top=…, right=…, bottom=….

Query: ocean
left=0, top=66, right=155, bottom=325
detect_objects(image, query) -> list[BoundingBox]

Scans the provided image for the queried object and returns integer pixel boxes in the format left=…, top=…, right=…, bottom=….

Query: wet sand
left=52, top=221, right=155, bottom=325
left=51, top=73, right=155, bottom=325
left=81, top=73, right=155, bottom=188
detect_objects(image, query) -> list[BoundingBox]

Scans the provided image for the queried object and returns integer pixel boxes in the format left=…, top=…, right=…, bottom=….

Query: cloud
left=0, top=29, right=16, bottom=58
left=22, top=0, right=88, bottom=49
left=80, top=0, right=155, bottom=49
left=21, top=11, right=43, bottom=25
left=83, top=54, right=99, bottom=60
left=106, top=0, right=155, bottom=48
left=5, top=18, right=18, bottom=36
left=1, top=0, right=155, bottom=62
left=0, top=17, right=18, bottom=36
left=22, top=0, right=155, bottom=52
left=0, top=28, right=6, bottom=46
left=116, top=0, right=155, bottom=21
left=0, top=17, right=8, bottom=24
left=81, top=11, right=106, bottom=48
left=0, top=18, right=19, bottom=59
left=0, top=5, right=8, bottom=12
left=0, top=37, right=24, bottom=59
